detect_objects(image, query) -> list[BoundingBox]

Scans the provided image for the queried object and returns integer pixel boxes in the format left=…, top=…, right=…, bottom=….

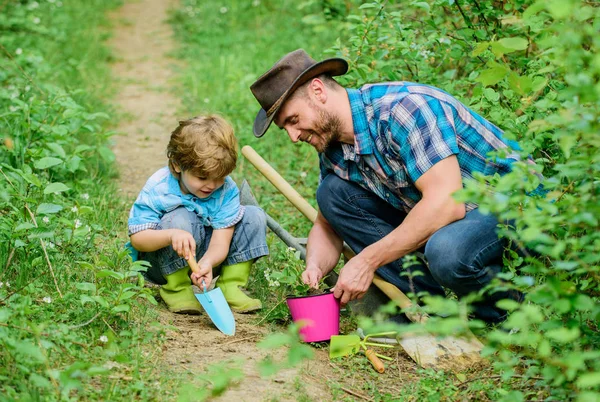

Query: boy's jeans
left=140, top=205, right=269, bottom=285
left=316, top=174, right=523, bottom=323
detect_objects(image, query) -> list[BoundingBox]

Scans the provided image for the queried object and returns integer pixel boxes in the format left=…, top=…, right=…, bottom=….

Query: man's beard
left=311, top=108, right=343, bottom=153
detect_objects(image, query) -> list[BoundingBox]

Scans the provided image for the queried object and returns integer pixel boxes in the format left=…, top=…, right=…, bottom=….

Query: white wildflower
left=9, top=106, right=18, bottom=112
left=439, top=37, right=451, bottom=44
left=33, top=17, right=41, bottom=24
left=15, top=48, right=22, bottom=55
left=71, top=206, right=78, bottom=213
left=203, top=98, right=210, bottom=103
left=43, top=296, right=52, bottom=303
left=48, top=0, right=55, bottom=3
left=74, top=219, right=82, bottom=229
left=300, top=171, right=307, bottom=178
left=219, top=7, right=228, bottom=14
left=0, top=282, right=3, bottom=288
left=42, top=216, right=50, bottom=224
left=25, top=85, right=30, bottom=92
left=56, top=1, right=62, bottom=7
left=99, top=335, right=108, bottom=343
left=46, top=242, right=55, bottom=249
left=81, top=193, right=89, bottom=200
left=28, top=1, right=39, bottom=9
left=252, top=0, right=260, bottom=6
left=5, top=282, right=9, bottom=288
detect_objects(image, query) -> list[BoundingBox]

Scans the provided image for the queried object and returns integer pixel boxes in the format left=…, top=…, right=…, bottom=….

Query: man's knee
left=158, top=207, right=198, bottom=233
left=316, top=174, right=350, bottom=222
left=425, top=232, right=472, bottom=289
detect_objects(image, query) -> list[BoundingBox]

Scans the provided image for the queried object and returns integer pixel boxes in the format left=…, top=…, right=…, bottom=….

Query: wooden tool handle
left=365, top=349, right=385, bottom=373
left=242, top=145, right=422, bottom=318
left=187, top=256, right=200, bottom=275
left=242, top=146, right=317, bottom=222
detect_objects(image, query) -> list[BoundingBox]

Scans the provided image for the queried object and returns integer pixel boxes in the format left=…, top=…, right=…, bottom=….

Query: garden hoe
left=187, top=257, right=236, bottom=336
left=241, top=145, right=485, bottom=371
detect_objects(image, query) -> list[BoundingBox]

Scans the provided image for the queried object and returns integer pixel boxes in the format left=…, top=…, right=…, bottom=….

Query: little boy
left=127, top=115, right=268, bottom=314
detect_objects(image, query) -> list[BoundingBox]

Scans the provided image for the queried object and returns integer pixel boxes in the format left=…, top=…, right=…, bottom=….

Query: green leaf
left=97, top=146, right=115, bottom=163
left=484, top=88, right=500, bottom=102
left=37, top=203, right=63, bottom=215
left=76, top=282, right=96, bottom=293
left=498, top=37, right=529, bottom=51
left=44, top=182, right=70, bottom=195
left=546, top=327, right=580, bottom=343
left=576, top=372, right=600, bottom=388
left=359, top=3, right=378, bottom=9
left=14, top=340, right=46, bottom=363
left=15, top=222, right=35, bottom=231
left=471, top=41, right=489, bottom=57
left=475, top=65, right=508, bottom=86
left=112, top=304, right=130, bottom=313
left=46, top=143, right=66, bottom=158
left=119, top=291, right=137, bottom=301
left=35, top=157, right=63, bottom=170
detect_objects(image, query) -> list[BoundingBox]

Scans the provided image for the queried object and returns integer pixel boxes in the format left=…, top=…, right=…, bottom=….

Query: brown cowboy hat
left=250, top=49, right=348, bottom=138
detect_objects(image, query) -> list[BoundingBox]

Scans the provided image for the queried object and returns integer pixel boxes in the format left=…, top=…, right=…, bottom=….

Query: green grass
left=0, top=0, right=180, bottom=399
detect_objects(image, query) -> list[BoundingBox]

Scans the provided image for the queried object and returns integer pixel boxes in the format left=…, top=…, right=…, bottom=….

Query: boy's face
left=178, top=169, right=225, bottom=198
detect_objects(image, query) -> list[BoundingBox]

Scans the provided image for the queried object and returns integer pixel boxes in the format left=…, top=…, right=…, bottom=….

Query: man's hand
left=170, top=229, right=196, bottom=260
left=333, top=255, right=376, bottom=305
left=301, top=266, right=324, bottom=289
left=190, top=258, right=213, bottom=291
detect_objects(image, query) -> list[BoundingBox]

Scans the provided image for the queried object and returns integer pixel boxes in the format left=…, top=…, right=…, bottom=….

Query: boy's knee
left=240, top=206, right=267, bottom=233
left=159, top=207, right=198, bottom=233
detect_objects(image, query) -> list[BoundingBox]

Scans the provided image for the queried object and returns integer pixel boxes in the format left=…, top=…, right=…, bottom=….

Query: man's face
left=275, top=92, right=342, bottom=153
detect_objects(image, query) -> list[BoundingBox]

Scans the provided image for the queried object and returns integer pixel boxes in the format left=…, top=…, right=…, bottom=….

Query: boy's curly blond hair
left=167, top=115, right=237, bottom=180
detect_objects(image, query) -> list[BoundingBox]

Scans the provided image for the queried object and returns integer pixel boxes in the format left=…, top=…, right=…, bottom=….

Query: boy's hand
left=191, top=258, right=213, bottom=291
left=169, top=229, right=196, bottom=260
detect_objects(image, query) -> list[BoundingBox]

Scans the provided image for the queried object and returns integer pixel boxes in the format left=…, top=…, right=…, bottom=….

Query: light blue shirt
left=128, top=166, right=244, bottom=236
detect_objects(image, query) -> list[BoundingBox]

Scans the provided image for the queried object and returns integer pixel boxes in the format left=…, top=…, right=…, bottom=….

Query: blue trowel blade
left=196, top=288, right=236, bottom=336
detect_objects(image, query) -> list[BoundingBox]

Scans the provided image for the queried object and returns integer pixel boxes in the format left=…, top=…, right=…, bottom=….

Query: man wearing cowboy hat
left=250, top=49, right=525, bottom=323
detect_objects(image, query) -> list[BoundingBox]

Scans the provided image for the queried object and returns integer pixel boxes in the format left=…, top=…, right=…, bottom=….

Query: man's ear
left=309, top=78, right=327, bottom=104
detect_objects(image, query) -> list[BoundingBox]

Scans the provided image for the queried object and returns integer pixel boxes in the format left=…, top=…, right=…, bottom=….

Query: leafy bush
left=0, top=1, right=172, bottom=399
left=318, top=0, right=599, bottom=399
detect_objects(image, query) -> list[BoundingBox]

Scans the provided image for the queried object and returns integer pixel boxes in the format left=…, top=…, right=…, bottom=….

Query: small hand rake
left=241, top=145, right=485, bottom=372
left=330, top=332, right=396, bottom=373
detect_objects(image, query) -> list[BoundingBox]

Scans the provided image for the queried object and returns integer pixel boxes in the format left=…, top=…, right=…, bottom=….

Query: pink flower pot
left=286, top=291, right=340, bottom=342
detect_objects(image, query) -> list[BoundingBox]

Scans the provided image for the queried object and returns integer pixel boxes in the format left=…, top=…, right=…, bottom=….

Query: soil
left=108, top=1, right=427, bottom=399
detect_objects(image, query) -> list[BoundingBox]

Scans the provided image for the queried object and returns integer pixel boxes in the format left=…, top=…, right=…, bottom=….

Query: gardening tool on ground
left=241, top=145, right=485, bottom=371
left=330, top=332, right=396, bottom=373
left=188, top=257, right=236, bottom=336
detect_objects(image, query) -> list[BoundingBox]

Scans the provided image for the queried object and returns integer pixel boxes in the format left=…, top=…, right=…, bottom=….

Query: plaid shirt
left=128, top=167, right=244, bottom=235
left=319, top=82, right=523, bottom=213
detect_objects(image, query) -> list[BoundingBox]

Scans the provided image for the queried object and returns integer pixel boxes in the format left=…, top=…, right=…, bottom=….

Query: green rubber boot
left=159, top=268, right=202, bottom=315
left=216, top=261, right=262, bottom=313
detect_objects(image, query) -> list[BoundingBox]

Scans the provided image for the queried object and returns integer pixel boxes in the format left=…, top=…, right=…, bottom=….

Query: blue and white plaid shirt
left=319, top=82, right=524, bottom=213
left=128, top=167, right=244, bottom=235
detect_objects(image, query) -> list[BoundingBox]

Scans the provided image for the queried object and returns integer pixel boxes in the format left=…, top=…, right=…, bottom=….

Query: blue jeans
left=140, top=206, right=269, bottom=285
left=317, top=174, right=523, bottom=323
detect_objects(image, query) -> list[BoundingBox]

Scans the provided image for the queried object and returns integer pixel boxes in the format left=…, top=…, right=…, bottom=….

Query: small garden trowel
left=187, top=257, right=236, bottom=336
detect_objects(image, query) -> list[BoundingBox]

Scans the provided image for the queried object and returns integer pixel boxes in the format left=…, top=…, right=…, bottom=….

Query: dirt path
left=108, top=1, right=334, bottom=400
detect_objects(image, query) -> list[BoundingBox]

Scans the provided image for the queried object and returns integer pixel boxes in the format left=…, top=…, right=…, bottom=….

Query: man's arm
left=333, top=155, right=466, bottom=304
left=301, top=212, right=344, bottom=288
